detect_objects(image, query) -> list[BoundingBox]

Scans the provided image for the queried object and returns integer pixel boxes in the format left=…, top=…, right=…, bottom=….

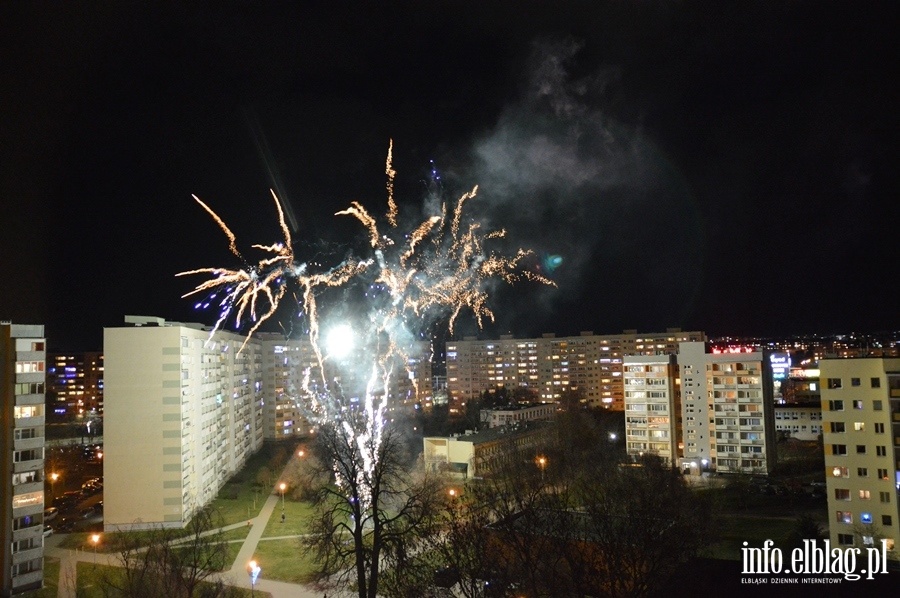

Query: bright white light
left=326, top=324, right=354, bottom=358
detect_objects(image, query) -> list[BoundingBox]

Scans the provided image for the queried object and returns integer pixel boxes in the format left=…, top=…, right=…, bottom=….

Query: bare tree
left=416, top=429, right=712, bottom=597
left=303, top=423, right=445, bottom=598
left=99, top=506, right=236, bottom=597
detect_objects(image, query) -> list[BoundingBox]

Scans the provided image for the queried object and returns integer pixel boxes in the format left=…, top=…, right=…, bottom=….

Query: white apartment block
left=104, top=317, right=434, bottom=531
left=480, top=403, right=556, bottom=428
left=821, top=358, right=900, bottom=557
left=104, top=317, right=265, bottom=531
left=774, top=403, right=822, bottom=441
left=1, top=323, right=46, bottom=596
left=678, top=342, right=776, bottom=475
left=623, top=354, right=680, bottom=465
left=446, top=329, right=705, bottom=412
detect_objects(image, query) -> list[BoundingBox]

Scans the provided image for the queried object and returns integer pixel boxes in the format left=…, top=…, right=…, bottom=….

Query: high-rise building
left=677, top=342, right=777, bottom=475
left=623, top=354, right=680, bottom=465
left=104, top=317, right=434, bottom=531
left=104, top=317, right=266, bottom=531
left=46, top=351, right=103, bottom=417
left=820, top=357, right=900, bottom=557
left=1, top=322, right=46, bottom=596
left=446, top=329, right=706, bottom=412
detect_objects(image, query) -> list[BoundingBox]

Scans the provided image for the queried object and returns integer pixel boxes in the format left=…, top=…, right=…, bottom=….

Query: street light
left=279, top=483, right=286, bottom=515
left=248, top=560, right=261, bottom=596
left=50, top=472, right=60, bottom=505
left=537, top=456, right=547, bottom=482
left=90, top=533, right=100, bottom=567
left=297, top=449, right=305, bottom=458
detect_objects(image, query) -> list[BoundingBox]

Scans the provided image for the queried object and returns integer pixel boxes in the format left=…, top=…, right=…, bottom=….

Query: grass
left=262, top=498, right=315, bottom=538
left=209, top=440, right=304, bottom=526
left=250, top=538, right=318, bottom=584
left=74, top=562, right=269, bottom=597
left=703, top=515, right=799, bottom=561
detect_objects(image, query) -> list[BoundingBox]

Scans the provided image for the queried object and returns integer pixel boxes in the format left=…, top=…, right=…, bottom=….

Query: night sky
left=1, top=2, right=896, bottom=351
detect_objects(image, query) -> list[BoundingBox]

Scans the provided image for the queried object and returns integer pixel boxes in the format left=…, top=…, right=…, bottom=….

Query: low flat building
left=480, top=403, right=556, bottom=428
left=774, top=402, right=822, bottom=441
left=424, top=422, right=554, bottom=479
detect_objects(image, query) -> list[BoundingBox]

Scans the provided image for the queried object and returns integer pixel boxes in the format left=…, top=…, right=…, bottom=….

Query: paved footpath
left=44, top=459, right=352, bottom=598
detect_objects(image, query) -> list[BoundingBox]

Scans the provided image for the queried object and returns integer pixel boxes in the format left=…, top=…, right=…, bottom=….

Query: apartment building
left=258, top=334, right=320, bottom=440
left=446, top=329, right=706, bottom=412
left=104, top=317, right=265, bottom=531
left=821, top=357, right=900, bottom=556
left=1, top=323, right=46, bottom=596
left=46, top=351, right=104, bottom=417
left=678, top=342, right=776, bottom=475
left=623, top=354, right=680, bottom=465
left=257, top=334, right=433, bottom=437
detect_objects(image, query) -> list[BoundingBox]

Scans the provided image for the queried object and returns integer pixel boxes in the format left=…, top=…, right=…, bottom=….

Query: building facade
left=446, top=329, right=706, bottom=412
left=46, top=351, right=104, bottom=418
left=104, top=317, right=265, bottom=531
left=480, top=403, right=556, bottom=428
left=678, top=342, right=777, bottom=475
left=424, top=422, right=554, bottom=479
left=821, top=357, right=900, bottom=557
left=774, top=403, right=822, bottom=441
left=623, top=354, right=680, bottom=465
left=1, top=323, right=46, bottom=596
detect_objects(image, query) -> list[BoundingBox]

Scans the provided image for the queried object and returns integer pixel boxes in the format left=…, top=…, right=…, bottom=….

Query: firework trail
left=179, top=142, right=554, bottom=509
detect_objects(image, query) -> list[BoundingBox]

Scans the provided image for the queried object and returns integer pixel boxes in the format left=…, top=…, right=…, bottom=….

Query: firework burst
left=179, top=142, right=554, bottom=508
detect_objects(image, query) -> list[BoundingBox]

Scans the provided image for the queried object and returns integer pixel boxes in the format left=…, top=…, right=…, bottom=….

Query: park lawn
left=703, top=515, right=798, bottom=561
left=262, top=499, right=315, bottom=538
left=209, top=440, right=304, bottom=526
left=221, top=524, right=252, bottom=542
left=210, top=487, right=270, bottom=527
left=250, top=538, right=318, bottom=584
left=74, top=562, right=268, bottom=597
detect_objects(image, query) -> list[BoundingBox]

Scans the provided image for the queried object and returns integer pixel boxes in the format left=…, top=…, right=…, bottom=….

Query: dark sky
left=1, top=2, right=896, bottom=350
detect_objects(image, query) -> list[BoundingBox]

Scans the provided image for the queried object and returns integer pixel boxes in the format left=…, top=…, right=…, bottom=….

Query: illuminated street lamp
left=248, top=560, right=261, bottom=596
left=50, top=472, right=60, bottom=505
left=279, top=483, right=286, bottom=514
left=297, top=449, right=305, bottom=458
left=90, top=533, right=100, bottom=567
left=537, top=456, right=547, bottom=482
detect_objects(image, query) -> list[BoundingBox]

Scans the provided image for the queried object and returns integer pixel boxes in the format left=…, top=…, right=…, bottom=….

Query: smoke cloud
left=445, top=38, right=705, bottom=336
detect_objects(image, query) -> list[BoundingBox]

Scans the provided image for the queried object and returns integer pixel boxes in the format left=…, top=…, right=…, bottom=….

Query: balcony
left=12, top=546, right=43, bottom=565
left=13, top=436, right=44, bottom=452
left=11, top=570, right=42, bottom=590
left=12, top=526, right=41, bottom=544
left=13, top=459, right=43, bottom=474
left=15, top=393, right=44, bottom=405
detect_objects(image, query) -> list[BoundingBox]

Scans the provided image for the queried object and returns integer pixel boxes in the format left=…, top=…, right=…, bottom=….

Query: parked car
left=78, top=506, right=96, bottom=519
left=43, top=507, right=59, bottom=522
left=55, top=492, right=82, bottom=510
left=54, top=517, right=77, bottom=533
left=43, top=525, right=54, bottom=538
